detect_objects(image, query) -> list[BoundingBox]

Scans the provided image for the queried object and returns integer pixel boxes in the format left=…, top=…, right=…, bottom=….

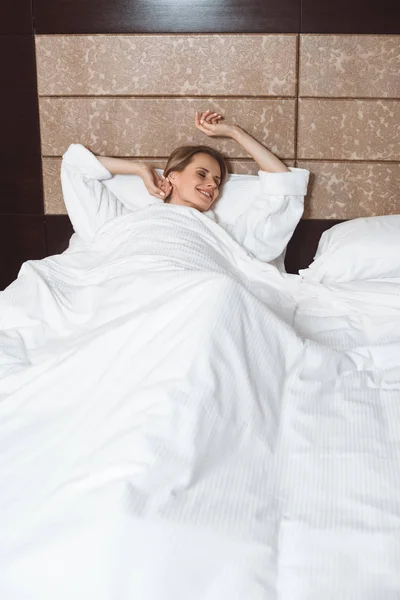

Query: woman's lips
left=197, top=188, right=212, bottom=201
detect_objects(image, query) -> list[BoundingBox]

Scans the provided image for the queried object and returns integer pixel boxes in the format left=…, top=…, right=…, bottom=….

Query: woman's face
left=167, top=153, right=222, bottom=212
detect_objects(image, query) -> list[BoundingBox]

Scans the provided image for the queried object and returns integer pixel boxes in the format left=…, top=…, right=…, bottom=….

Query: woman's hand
left=137, top=164, right=171, bottom=200
left=195, top=109, right=289, bottom=173
left=195, top=110, right=240, bottom=139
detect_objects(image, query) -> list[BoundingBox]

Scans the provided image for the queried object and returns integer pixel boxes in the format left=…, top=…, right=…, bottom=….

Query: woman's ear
left=168, top=171, right=178, bottom=184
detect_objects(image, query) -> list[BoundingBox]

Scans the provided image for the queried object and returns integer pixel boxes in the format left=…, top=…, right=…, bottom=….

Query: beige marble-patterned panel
left=227, top=158, right=294, bottom=175
left=39, top=97, right=295, bottom=158
left=42, top=158, right=63, bottom=214
left=298, top=99, right=400, bottom=160
left=298, top=161, right=400, bottom=219
left=36, top=34, right=297, bottom=97
left=43, top=158, right=294, bottom=214
left=299, top=35, right=400, bottom=98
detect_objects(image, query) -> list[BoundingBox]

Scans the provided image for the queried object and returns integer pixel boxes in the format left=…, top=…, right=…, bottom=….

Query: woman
left=61, top=108, right=308, bottom=261
left=96, top=110, right=290, bottom=213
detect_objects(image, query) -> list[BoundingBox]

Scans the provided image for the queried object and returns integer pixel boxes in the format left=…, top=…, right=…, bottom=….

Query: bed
left=1, top=147, right=400, bottom=599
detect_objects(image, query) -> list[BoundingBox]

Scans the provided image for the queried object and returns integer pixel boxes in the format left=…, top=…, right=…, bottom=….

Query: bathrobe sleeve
left=61, top=144, right=130, bottom=244
left=227, top=167, right=310, bottom=265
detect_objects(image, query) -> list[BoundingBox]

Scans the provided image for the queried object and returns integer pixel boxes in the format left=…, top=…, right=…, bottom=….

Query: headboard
left=1, top=22, right=399, bottom=289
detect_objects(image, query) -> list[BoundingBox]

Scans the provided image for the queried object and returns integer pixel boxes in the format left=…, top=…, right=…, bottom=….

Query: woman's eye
left=197, top=171, right=219, bottom=186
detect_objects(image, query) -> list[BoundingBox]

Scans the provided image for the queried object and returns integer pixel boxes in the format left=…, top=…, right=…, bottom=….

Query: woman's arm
left=195, top=110, right=289, bottom=173
left=61, top=144, right=129, bottom=243
left=97, top=156, right=167, bottom=199
left=97, top=156, right=143, bottom=176
left=229, top=127, right=289, bottom=173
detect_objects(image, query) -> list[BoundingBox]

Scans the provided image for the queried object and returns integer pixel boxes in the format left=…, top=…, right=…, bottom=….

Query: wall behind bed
left=1, top=0, right=399, bottom=289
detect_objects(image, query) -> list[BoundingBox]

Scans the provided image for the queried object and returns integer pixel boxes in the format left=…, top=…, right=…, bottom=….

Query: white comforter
left=1, top=205, right=400, bottom=600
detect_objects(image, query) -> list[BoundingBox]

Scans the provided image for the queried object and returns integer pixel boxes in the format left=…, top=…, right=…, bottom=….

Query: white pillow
left=299, top=215, right=400, bottom=283
left=105, top=171, right=263, bottom=224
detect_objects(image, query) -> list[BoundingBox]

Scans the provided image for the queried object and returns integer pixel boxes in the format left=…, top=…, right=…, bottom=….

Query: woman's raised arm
left=97, top=156, right=144, bottom=176
left=195, top=110, right=289, bottom=173
left=98, top=156, right=167, bottom=199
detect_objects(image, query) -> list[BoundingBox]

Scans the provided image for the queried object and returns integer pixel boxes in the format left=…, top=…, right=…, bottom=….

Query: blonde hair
left=163, top=145, right=227, bottom=202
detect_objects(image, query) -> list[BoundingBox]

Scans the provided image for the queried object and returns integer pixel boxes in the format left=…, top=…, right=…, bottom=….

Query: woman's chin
left=182, top=195, right=205, bottom=210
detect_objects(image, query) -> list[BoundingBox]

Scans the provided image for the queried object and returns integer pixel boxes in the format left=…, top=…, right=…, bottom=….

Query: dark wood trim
left=285, top=219, right=345, bottom=274
left=0, top=215, right=46, bottom=290
left=34, top=0, right=301, bottom=34
left=301, top=0, right=400, bottom=34
left=0, top=35, right=43, bottom=214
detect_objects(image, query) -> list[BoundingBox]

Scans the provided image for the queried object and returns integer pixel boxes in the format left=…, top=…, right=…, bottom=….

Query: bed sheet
left=294, top=277, right=400, bottom=350
left=0, top=206, right=400, bottom=600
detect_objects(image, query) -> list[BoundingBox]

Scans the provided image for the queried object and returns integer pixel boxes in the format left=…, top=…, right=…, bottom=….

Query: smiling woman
left=61, top=110, right=310, bottom=267
left=163, top=146, right=227, bottom=211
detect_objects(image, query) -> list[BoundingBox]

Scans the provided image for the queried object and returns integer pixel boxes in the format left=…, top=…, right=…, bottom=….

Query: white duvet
left=1, top=204, right=400, bottom=598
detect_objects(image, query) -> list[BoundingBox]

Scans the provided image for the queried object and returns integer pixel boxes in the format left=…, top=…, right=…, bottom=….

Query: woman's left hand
left=195, top=110, right=239, bottom=139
